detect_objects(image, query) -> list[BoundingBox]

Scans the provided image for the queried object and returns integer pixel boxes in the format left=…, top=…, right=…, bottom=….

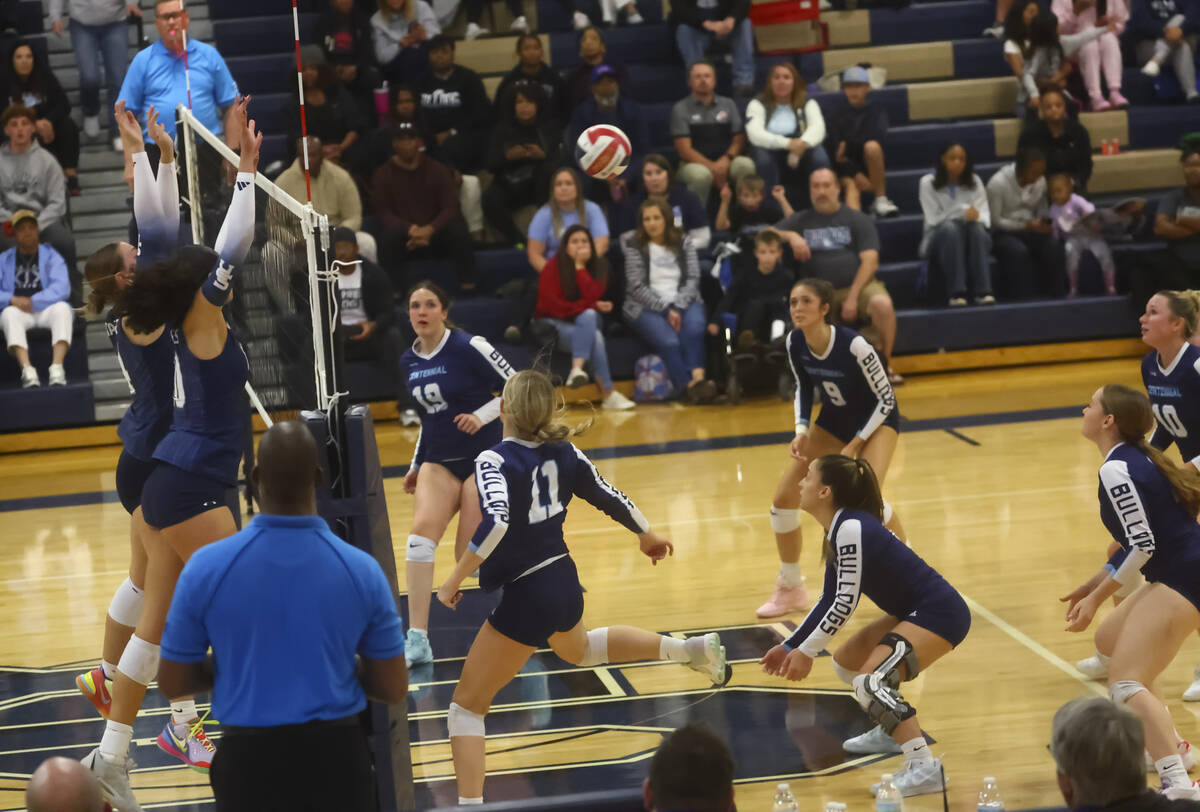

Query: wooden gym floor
left=0, top=357, right=1186, bottom=811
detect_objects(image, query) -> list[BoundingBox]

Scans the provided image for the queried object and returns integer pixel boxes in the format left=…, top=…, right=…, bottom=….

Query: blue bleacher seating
left=212, top=14, right=319, bottom=58
left=868, top=0, right=992, bottom=45
left=0, top=382, right=96, bottom=431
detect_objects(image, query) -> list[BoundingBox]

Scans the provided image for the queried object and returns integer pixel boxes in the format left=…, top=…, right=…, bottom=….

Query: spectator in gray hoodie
left=987, top=144, right=1065, bottom=299
left=0, top=104, right=78, bottom=304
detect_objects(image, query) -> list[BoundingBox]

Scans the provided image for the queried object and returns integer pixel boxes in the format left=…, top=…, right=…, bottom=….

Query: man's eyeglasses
left=158, top=11, right=185, bottom=22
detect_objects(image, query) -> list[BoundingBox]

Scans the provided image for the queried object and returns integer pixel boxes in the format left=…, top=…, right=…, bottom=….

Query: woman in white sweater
left=371, top=0, right=441, bottom=84
left=744, top=62, right=830, bottom=190
left=919, top=143, right=995, bottom=307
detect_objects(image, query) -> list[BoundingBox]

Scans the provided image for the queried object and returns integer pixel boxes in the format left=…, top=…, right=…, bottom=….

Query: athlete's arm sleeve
left=212, top=172, right=256, bottom=266
left=849, top=335, right=897, bottom=441
left=156, top=152, right=180, bottom=227
left=571, top=444, right=652, bottom=534
left=787, top=331, right=813, bottom=434
left=785, top=521, right=864, bottom=655
left=468, top=335, right=516, bottom=424
left=467, top=450, right=511, bottom=560
left=1099, top=460, right=1156, bottom=585
left=132, top=152, right=178, bottom=258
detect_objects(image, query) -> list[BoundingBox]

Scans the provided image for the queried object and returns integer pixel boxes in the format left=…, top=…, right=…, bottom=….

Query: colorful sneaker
left=406, top=628, right=433, bottom=667
left=870, top=757, right=947, bottom=797
left=755, top=576, right=809, bottom=618
left=685, top=633, right=731, bottom=687
left=76, top=666, right=112, bottom=719
left=1162, top=779, right=1200, bottom=800
left=156, top=718, right=216, bottom=773
left=82, top=747, right=141, bottom=811
left=844, top=724, right=902, bottom=755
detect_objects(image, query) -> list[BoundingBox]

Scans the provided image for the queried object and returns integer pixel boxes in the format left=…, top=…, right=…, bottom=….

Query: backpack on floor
left=633, top=355, right=672, bottom=402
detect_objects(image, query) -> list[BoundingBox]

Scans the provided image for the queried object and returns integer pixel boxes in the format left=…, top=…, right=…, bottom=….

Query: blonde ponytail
left=503, top=369, right=593, bottom=443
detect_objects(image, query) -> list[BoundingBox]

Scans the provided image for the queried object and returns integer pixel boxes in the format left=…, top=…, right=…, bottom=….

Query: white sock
left=1093, top=651, right=1111, bottom=667
left=901, top=736, right=932, bottom=766
left=1157, top=755, right=1190, bottom=787
left=659, top=636, right=688, bottom=662
left=171, top=699, right=197, bottom=727
left=458, top=797, right=484, bottom=805
left=779, top=562, right=802, bottom=587
left=99, top=720, right=133, bottom=761
left=100, top=660, right=117, bottom=680
left=411, top=628, right=428, bottom=637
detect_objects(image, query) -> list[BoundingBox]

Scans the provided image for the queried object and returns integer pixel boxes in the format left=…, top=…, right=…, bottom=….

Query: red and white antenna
left=176, top=0, right=192, bottom=109
left=291, top=0, right=313, bottom=204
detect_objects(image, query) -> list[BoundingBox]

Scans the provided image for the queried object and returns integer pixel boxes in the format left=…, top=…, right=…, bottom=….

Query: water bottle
left=825, top=802, right=847, bottom=812
left=773, top=782, right=799, bottom=811
left=876, top=773, right=903, bottom=812
left=978, top=776, right=1005, bottom=812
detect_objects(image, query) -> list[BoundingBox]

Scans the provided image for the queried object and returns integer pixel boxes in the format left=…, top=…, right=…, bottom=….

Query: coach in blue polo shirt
left=158, top=420, right=408, bottom=812
left=117, top=0, right=239, bottom=147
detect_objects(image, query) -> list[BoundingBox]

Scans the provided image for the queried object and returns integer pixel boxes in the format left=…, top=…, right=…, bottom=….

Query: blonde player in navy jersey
left=758, top=278, right=903, bottom=622
left=78, top=100, right=260, bottom=811
left=1062, top=384, right=1200, bottom=799
left=760, top=454, right=970, bottom=797
left=435, top=369, right=729, bottom=806
left=400, top=281, right=515, bottom=667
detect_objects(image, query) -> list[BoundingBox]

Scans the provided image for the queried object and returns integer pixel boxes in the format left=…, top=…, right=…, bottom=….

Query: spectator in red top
left=535, top=224, right=635, bottom=410
left=370, top=121, right=475, bottom=291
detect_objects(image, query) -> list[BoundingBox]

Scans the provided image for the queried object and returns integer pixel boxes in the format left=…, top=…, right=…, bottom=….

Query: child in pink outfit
left=1051, top=0, right=1129, bottom=111
left=1049, top=172, right=1116, bottom=296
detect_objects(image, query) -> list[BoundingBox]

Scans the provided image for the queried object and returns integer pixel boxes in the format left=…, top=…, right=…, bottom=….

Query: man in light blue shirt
left=117, top=0, right=239, bottom=147
left=158, top=420, right=408, bottom=811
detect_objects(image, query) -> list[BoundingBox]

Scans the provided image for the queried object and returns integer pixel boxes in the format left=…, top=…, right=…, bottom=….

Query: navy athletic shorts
left=141, top=462, right=230, bottom=530
left=816, top=407, right=901, bottom=446
left=115, top=451, right=157, bottom=515
left=905, top=588, right=972, bottom=648
left=425, top=458, right=475, bottom=483
left=489, top=556, right=585, bottom=648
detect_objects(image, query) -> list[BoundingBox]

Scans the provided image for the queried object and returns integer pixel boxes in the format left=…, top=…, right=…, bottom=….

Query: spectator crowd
left=2, top=0, right=1200, bottom=397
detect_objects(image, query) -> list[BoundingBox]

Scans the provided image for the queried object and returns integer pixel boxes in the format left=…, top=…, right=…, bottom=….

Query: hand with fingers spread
left=146, top=106, right=174, bottom=164
left=114, top=101, right=146, bottom=155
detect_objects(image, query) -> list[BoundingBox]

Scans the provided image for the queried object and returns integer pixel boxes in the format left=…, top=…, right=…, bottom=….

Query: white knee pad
left=406, top=534, right=437, bottom=563
left=448, top=702, right=485, bottom=738
left=769, top=507, right=802, bottom=534
left=1110, top=680, right=1148, bottom=706
left=117, top=635, right=160, bottom=686
left=832, top=660, right=858, bottom=686
left=578, top=627, right=609, bottom=667
left=107, top=578, right=144, bottom=628
left=882, top=500, right=894, bottom=526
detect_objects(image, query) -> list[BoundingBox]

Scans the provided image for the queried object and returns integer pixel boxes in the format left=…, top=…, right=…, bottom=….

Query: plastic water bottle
left=773, top=782, right=799, bottom=811
left=876, top=773, right=903, bottom=812
left=825, top=802, right=848, bottom=812
left=978, top=776, right=1005, bottom=812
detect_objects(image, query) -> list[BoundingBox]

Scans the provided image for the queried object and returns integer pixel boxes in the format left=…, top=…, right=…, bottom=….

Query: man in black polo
left=671, top=60, right=755, bottom=204
left=158, top=421, right=409, bottom=811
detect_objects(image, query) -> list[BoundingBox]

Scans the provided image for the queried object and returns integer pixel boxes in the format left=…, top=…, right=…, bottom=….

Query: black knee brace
left=875, top=632, right=920, bottom=686
left=854, top=673, right=917, bottom=734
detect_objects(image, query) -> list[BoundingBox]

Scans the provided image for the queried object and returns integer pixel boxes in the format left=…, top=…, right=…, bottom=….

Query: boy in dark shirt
left=708, top=230, right=794, bottom=349
left=716, top=174, right=792, bottom=236
left=825, top=66, right=898, bottom=218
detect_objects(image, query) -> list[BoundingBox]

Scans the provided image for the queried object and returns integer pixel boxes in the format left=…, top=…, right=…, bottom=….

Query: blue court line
left=0, top=404, right=1083, bottom=515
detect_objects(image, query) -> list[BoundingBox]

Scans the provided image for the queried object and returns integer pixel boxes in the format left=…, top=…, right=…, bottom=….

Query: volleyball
left=575, top=124, right=632, bottom=179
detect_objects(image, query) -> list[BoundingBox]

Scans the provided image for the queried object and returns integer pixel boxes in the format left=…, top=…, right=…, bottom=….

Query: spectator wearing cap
left=157, top=420, right=408, bottom=811
left=418, top=35, right=491, bottom=174
left=371, top=0, right=440, bottom=86
left=0, top=209, right=73, bottom=388
left=565, top=63, right=649, bottom=201
left=312, top=0, right=381, bottom=121
left=824, top=65, right=899, bottom=217
left=670, top=0, right=756, bottom=96
left=331, top=226, right=401, bottom=398
left=286, top=45, right=369, bottom=173
left=565, top=27, right=632, bottom=110
left=275, top=136, right=378, bottom=263
left=370, top=121, right=477, bottom=291
left=0, top=104, right=77, bottom=305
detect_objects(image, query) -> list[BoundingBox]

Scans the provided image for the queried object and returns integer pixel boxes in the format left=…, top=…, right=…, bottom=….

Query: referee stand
left=305, top=405, right=415, bottom=811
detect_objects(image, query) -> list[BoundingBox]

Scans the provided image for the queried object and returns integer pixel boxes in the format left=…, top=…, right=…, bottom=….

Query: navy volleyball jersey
left=107, top=316, right=175, bottom=461
left=469, top=438, right=650, bottom=592
left=785, top=509, right=958, bottom=656
left=1142, top=345, right=1200, bottom=466
left=786, top=325, right=897, bottom=443
left=152, top=326, right=250, bottom=485
left=401, top=329, right=515, bottom=469
left=1100, top=443, right=1200, bottom=592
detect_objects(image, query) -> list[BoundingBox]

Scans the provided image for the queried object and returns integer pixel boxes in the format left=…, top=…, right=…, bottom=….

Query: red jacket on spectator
left=369, top=155, right=459, bottom=234
left=535, top=255, right=607, bottom=320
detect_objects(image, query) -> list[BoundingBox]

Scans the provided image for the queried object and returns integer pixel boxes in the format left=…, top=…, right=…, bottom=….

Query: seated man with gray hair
left=1051, top=697, right=1200, bottom=811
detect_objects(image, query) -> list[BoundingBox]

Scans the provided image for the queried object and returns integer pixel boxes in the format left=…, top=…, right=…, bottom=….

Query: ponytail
left=502, top=369, right=593, bottom=443
left=81, top=243, right=125, bottom=320
left=814, top=454, right=886, bottom=561
left=1101, top=384, right=1200, bottom=515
